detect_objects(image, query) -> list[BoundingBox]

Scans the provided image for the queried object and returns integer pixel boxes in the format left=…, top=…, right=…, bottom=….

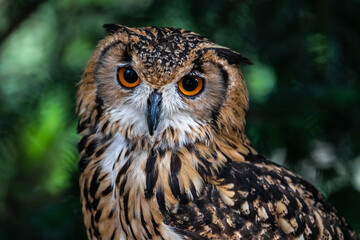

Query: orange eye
left=178, top=76, right=204, bottom=96
left=117, top=67, right=140, bottom=88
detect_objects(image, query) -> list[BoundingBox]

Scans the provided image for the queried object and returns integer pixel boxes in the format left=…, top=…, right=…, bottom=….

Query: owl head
left=77, top=24, right=251, bottom=148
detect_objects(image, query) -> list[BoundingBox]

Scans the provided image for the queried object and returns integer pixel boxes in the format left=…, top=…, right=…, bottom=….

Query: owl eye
left=178, top=76, right=204, bottom=97
left=117, top=67, right=140, bottom=88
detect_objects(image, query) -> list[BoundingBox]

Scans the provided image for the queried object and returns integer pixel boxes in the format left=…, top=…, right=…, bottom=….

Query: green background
left=1, top=0, right=359, bottom=238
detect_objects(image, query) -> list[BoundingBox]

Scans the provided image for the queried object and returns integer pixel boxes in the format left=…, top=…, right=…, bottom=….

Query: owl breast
left=80, top=133, right=189, bottom=240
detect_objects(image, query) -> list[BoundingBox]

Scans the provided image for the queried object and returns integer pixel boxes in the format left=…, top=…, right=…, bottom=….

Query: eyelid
left=185, top=71, right=205, bottom=79
left=116, top=62, right=131, bottom=68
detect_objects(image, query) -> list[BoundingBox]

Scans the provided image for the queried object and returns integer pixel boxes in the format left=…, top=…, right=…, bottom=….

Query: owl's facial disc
left=147, top=91, right=162, bottom=136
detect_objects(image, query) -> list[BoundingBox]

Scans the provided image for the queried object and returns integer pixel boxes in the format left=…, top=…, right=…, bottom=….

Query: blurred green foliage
left=0, top=0, right=359, bottom=239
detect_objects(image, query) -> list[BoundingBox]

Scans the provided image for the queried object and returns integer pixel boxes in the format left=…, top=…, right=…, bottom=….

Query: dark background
left=0, top=0, right=359, bottom=239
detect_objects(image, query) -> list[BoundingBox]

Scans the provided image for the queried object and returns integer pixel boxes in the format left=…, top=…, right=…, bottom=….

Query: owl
left=76, top=24, right=359, bottom=240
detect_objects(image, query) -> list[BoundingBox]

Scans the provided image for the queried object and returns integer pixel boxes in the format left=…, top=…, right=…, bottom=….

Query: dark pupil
left=182, top=77, right=198, bottom=91
left=123, top=68, right=138, bottom=83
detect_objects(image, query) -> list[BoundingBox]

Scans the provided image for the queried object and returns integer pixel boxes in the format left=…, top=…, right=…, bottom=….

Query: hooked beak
left=147, top=91, right=162, bottom=136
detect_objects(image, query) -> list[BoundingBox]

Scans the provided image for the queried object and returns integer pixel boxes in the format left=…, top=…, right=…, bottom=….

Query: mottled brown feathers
left=77, top=25, right=359, bottom=240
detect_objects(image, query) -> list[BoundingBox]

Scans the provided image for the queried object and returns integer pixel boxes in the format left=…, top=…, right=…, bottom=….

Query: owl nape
left=76, top=25, right=359, bottom=240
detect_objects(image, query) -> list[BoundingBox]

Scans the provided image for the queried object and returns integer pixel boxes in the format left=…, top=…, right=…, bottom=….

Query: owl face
left=78, top=25, right=251, bottom=147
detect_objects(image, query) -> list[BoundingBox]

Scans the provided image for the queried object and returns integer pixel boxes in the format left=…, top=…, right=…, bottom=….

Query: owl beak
left=147, top=91, right=162, bottom=136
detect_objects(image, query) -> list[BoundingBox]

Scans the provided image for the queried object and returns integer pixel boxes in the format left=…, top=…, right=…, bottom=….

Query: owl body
left=77, top=25, right=358, bottom=240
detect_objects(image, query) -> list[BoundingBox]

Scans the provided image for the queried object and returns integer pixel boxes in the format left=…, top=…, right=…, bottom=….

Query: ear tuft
left=103, top=24, right=123, bottom=34
left=211, top=48, right=252, bottom=65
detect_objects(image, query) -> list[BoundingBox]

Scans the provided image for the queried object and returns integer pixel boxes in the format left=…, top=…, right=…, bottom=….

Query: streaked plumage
left=76, top=24, right=359, bottom=239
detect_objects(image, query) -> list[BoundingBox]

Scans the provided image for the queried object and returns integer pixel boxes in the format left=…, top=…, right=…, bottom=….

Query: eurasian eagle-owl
left=76, top=24, right=358, bottom=240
